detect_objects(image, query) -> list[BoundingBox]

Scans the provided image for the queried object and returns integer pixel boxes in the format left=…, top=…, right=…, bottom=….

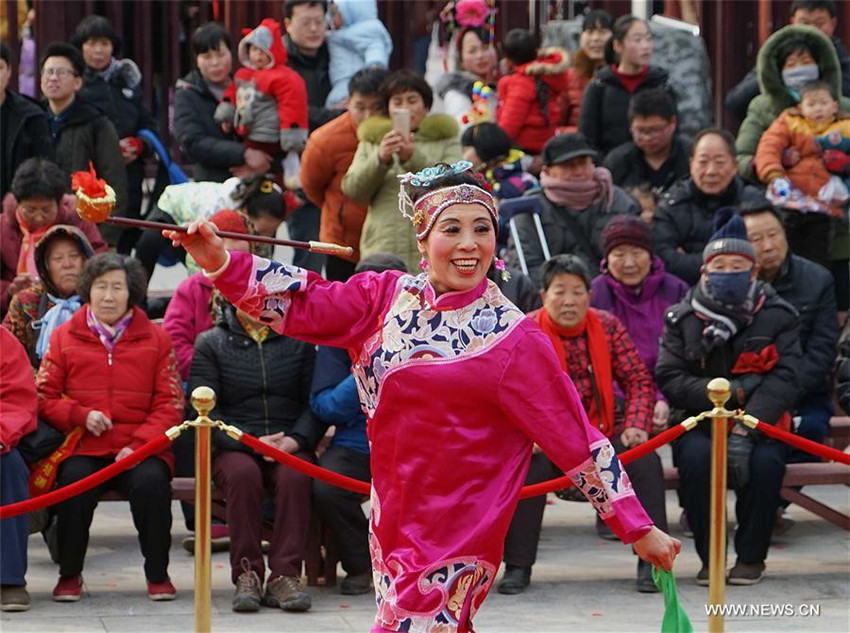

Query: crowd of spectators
left=0, top=0, right=848, bottom=618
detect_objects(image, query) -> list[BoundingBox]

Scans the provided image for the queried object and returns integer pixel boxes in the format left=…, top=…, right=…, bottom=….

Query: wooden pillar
left=136, top=0, right=154, bottom=126
left=4, top=0, right=20, bottom=91
left=758, top=0, right=772, bottom=46
left=703, top=0, right=758, bottom=131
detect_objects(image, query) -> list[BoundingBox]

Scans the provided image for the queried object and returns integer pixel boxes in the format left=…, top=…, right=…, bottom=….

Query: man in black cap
left=505, top=132, right=639, bottom=286
left=656, top=211, right=801, bottom=586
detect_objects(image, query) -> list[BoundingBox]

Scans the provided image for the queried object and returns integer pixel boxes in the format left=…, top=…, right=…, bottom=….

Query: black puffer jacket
left=50, top=97, right=129, bottom=246
left=189, top=306, right=322, bottom=453
left=173, top=69, right=245, bottom=183
left=769, top=254, right=838, bottom=398
left=656, top=284, right=801, bottom=426
left=653, top=177, right=767, bottom=286
left=78, top=59, right=156, bottom=139
left=78, top=60, right=158, bottom=245
left=602, top=136, right=690, bottom=193
left=505, top=187, right=640, bottom=286
left=578, top=64, right=670, bottom=158
left=1, top=89, right=53, bottom=200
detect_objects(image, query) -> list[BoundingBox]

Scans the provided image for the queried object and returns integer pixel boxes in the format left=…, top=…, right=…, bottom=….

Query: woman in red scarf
left=499, top=254, right=667, bottom=595
left=0, top=158, right=106, bottom=317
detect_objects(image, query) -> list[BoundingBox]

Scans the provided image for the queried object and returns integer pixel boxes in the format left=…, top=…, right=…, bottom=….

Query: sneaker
left=52, top=574, right=83, bottom=602
left=728, top=560, right=765, bottom=586
left=696, top=566, right=709, bottom=586
left=263, top=575, right=311, bottom=612
left=496, top=565, right=531, bottom=595
left=636, top=560, right=659, bottom=593
left=147, top=577, right=177, bottom=601
left=0, top=585, right=31, bottom=612
left=340, top=571, right=373, bottom=596
left=181, top=531, right=231, bottom=555
left=232, top=561, right=262, bottom=613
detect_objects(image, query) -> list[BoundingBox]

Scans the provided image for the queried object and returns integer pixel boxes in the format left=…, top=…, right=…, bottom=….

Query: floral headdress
left=397, top=161, right=497, bottom=240
left=439, top=0, right=498, bottom=72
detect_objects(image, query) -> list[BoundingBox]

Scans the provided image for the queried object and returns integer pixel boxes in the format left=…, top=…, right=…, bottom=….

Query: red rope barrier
left=7, top=412, right=842, bottom=521
left=0, top=434, right=173, bottom=519
left=239, top=422, right=687, bottom=500
left=754, top=421, right=850, bottom=465
left=238, top=433, right=372, bottom=495
left=518, top=423, right=688, bottom=499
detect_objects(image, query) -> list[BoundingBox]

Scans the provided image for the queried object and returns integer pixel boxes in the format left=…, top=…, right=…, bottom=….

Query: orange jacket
left=755, top=107, right=850, bottom=197
left=300, top=111, right=367, bottom=263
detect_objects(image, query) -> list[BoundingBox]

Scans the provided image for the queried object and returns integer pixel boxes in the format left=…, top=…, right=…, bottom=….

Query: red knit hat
left=601, top=215, right=653, bottom=258
left=209, top=209, right=249, bottom=235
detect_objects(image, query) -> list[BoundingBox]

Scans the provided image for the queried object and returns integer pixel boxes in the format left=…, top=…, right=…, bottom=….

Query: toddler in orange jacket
left=756, top=80, right=850, bottom=213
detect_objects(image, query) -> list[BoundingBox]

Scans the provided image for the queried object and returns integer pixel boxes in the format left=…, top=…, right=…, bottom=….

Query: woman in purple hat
left=591, top=215, right=689, bottom=436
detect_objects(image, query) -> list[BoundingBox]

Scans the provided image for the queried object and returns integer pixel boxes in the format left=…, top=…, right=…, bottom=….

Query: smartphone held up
left=391, top=108, right=411, bottom=138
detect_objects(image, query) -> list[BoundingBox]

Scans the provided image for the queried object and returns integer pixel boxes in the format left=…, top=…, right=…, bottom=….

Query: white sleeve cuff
left=202, top=251, right=232, bottom=280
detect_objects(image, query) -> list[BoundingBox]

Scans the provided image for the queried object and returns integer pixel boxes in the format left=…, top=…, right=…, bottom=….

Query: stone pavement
left=3, top=460, right=849, bottom=633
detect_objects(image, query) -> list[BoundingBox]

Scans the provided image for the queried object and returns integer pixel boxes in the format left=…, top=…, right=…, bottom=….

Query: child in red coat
left=215, top=18, right=309, bottom=185
left=496, top=29, right=569, bottom=156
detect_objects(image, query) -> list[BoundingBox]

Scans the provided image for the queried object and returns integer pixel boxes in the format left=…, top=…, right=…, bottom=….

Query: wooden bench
left=661, top=417, right=850, bottom=531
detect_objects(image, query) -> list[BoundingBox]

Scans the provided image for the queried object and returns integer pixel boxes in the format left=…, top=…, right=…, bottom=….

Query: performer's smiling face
left=417, top=203, right=496, bottom=296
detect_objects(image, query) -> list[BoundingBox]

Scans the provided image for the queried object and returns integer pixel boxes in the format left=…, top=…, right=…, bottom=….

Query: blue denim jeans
left=0, top=448, right=30, bottom=585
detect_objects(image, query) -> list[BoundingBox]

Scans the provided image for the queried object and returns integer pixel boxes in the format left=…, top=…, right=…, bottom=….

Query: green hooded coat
left=736, top=25, right=850, bottom=260
left=736, top=25, right=850, bottom=178
left=341, top=114, right=462, bottom=272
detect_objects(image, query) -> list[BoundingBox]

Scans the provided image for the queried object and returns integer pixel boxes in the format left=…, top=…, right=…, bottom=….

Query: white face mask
left=781, top=64, right=819, bottom=93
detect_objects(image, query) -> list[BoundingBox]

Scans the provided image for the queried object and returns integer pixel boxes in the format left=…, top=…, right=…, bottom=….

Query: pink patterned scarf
left=540, top=167, right=614, bottom=212
left=86, top=305, right=133, bottom=355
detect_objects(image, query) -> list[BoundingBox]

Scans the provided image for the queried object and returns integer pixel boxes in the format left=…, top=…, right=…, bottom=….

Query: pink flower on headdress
left=455, top=0, right=489, bottom=27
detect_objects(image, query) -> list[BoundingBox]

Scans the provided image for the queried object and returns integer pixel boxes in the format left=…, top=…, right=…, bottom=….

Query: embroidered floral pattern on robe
left=352, top=274, right=524, bottom=417
left=567, top=438, right=636, bottom=517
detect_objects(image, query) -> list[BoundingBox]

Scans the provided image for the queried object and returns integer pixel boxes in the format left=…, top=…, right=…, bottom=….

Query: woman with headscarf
left=3, top=225, right=93, bottom=367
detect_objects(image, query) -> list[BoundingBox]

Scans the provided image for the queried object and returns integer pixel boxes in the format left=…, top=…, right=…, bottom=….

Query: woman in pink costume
left=165, top=161, right=680, bottom=633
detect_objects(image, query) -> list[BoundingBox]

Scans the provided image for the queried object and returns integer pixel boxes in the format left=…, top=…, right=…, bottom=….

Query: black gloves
left=727, top=423, right=756, bottom=489
left=730, top=374, right=763, bottom=407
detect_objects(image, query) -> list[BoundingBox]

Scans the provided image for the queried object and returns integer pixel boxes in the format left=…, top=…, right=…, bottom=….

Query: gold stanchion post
left=706, top=378, right=732, bottom=633
left=190, top=386, right=216, bottom=633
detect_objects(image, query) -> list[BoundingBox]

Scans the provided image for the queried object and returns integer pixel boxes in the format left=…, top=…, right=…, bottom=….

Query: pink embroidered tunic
left=211, top=251, right=653, bottom=633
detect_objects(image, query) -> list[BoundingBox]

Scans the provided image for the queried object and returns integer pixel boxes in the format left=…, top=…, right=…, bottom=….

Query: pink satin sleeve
left=210, top=251, right=403, bottom=350
left=498, top=325, right=653, bottom=544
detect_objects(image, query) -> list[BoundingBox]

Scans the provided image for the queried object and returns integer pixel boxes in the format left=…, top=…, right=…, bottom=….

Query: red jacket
left=36, top=306, right=183, bottom=471
left=223, top=18, right=308, bottom=144
left=496, top=48, right=570, bottom=154
left=0, top=326, right=38, bottom=453
left=0, top=200, right=107, bottom=316
left=300, top=111, right=367, bottom=263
